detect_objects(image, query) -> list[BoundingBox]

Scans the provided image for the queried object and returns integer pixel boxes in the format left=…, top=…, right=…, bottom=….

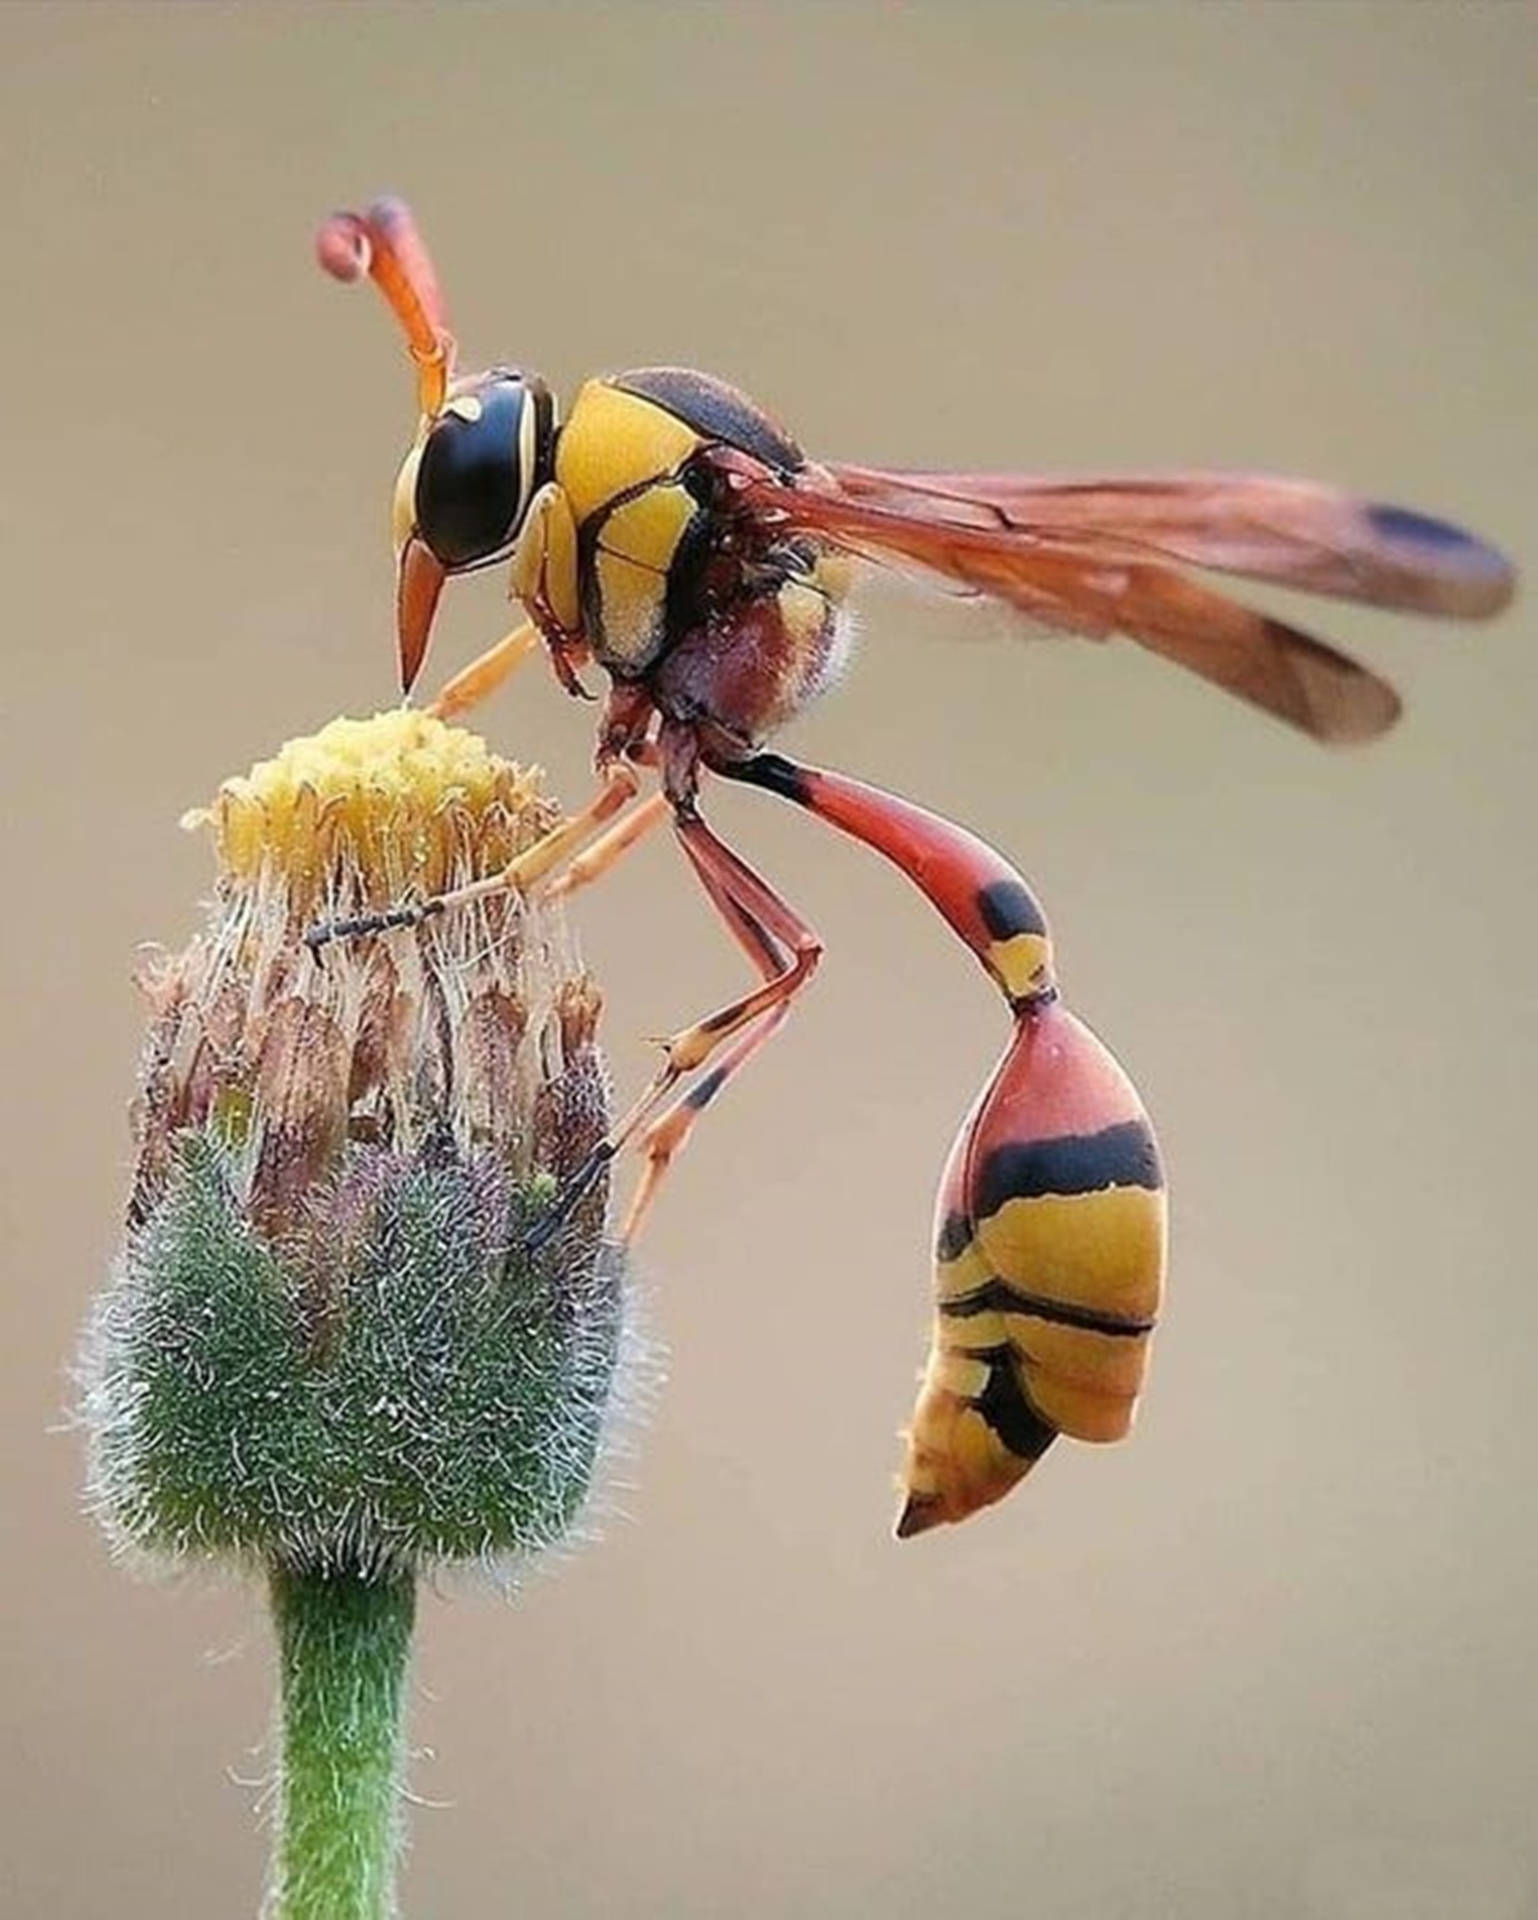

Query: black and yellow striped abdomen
left=898, top=1001, right=1166, bottom=1536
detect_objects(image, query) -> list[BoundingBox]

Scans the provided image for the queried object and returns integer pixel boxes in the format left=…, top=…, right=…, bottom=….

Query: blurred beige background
left=3, top=4, right=1535, bottom=1916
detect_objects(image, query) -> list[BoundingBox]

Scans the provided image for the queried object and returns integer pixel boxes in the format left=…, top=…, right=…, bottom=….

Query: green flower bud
left=81, top=710, right=629, bottom=1577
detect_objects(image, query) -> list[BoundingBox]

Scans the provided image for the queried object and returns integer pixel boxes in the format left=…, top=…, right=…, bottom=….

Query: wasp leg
left=546, top=791, right=670, bottom=901
left=304, top=761, right=643, bottom=949
left=617, top=848, right=799, bottom=1244
left=424, top=619, right=541, bottom=722
left=619, top=1004, right=790, bottom=1246
left=529, top=803, right=823, bottom=1248
left=510, top=481, right=595, bottom=698
left=596, top=682, right=660, bottom=774
left=715, top=749, right=1165, bottom=1537
left=614, top=807, right=822, bottom=1138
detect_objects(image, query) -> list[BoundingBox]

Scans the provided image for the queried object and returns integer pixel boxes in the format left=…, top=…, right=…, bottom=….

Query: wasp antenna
left=315, top=196, right=456, bottom=418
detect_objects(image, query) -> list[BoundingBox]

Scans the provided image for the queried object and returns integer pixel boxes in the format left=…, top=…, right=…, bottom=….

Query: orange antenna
left=316, top=197, right=456, bottom=418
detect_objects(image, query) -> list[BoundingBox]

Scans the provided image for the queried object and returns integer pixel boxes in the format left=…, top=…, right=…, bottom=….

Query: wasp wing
left=739, top=462, right=1513, bottom=743
left=826, top=466, right=1514, bottom=619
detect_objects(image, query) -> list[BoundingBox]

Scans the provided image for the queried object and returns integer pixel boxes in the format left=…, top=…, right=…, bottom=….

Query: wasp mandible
left=312, top=198, right=1514, bottom=1536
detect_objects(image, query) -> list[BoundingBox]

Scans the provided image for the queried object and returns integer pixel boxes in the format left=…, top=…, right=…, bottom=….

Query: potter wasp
left=312, top=197, right=1513, bottom=1536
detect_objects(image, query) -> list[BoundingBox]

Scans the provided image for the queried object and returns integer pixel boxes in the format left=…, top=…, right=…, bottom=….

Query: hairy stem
left=267, top=1561, right=416, bottom=1920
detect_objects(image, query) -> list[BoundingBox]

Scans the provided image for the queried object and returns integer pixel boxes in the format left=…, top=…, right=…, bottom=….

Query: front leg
left=596, top=682, right=658, bottom=772
left=509, top=480, right=596, bottom=699
left=424, top=619, right=540, bottom=722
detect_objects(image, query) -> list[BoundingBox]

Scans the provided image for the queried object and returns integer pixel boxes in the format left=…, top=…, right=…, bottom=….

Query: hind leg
left=528, top=796, right=823, bottom=1247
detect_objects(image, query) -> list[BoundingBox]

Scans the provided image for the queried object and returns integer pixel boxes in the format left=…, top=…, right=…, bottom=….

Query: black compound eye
left=415, top=379, right=529, bottom=570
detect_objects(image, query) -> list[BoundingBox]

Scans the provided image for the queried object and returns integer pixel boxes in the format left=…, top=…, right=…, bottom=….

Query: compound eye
left=415, top=379, right=529, bottom=570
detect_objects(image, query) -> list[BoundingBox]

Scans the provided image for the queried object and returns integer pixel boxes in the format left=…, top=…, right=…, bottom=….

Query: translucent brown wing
left=737, top=461, right=1515, bottom=743
left=826, top=466, right=1514, bottom=618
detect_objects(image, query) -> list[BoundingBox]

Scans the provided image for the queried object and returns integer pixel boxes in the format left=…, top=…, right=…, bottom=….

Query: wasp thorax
left=83, top=709, right=627, bottom=1575
left=411, top=370, right=555, bottom=570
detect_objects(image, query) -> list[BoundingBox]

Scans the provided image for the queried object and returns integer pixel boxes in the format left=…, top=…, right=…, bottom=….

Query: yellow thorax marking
left=598, top=483, right=697, bottom=575
left=592, top=549, right=668, bottom=664
left=556, top=382, right=702, bottom=526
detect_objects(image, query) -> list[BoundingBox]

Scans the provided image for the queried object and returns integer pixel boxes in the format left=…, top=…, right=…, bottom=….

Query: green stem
left=267, top=1561, right=417, bottom=1920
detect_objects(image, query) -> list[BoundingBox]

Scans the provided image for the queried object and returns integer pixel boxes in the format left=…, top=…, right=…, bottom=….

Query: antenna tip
left=315, top=210, right=370, bottom=283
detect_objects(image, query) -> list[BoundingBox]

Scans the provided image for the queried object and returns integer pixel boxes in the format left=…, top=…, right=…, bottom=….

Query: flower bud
left=81, top=710, right=627, bottom=1574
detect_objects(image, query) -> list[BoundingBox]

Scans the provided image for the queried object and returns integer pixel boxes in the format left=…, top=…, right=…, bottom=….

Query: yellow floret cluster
left=185, top=710, right=557, bottom=913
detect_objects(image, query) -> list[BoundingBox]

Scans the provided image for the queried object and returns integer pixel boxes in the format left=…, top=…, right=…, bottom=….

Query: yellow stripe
left=934, top=1240, right=992, bottom=1301
left=905, top=1399, right=1029, bottom=1506
left=928, top=1346, right=991, bottom=1399
left=988, top=931, right=1053, bottom=1001
left=1003, top=1314, right=1151, bottom=1398
left=937, top=1306, right=1008, bottom=1356
left=1019, top=1364, right=1138, bottom=1443
left=949, top=1405, right=1018, bottom=1485
left=975, top=1185, right=1165, bottom=1322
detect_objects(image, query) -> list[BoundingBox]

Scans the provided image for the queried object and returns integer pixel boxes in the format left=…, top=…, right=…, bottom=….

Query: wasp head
left=392, top=369, right=558, bottom=694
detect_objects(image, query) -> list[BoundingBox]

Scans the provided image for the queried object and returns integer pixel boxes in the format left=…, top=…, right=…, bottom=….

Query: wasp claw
left=522, top=1143, right=616, bottom=1252
left=522, top=1208, right=564, bottom=1256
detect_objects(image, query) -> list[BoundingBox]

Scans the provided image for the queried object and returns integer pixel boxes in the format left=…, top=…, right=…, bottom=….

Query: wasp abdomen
left=898, top=1002, right=1166, bottom=1537
left=714, top=753, right=1165, bottom=1535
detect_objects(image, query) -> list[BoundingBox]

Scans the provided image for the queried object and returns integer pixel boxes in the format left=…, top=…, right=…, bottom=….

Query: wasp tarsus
left=303, top=897, right=444, bottom=952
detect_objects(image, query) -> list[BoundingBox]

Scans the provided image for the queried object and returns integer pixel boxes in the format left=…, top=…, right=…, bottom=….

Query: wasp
left=312, top=198, right=1513, bottom=1536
